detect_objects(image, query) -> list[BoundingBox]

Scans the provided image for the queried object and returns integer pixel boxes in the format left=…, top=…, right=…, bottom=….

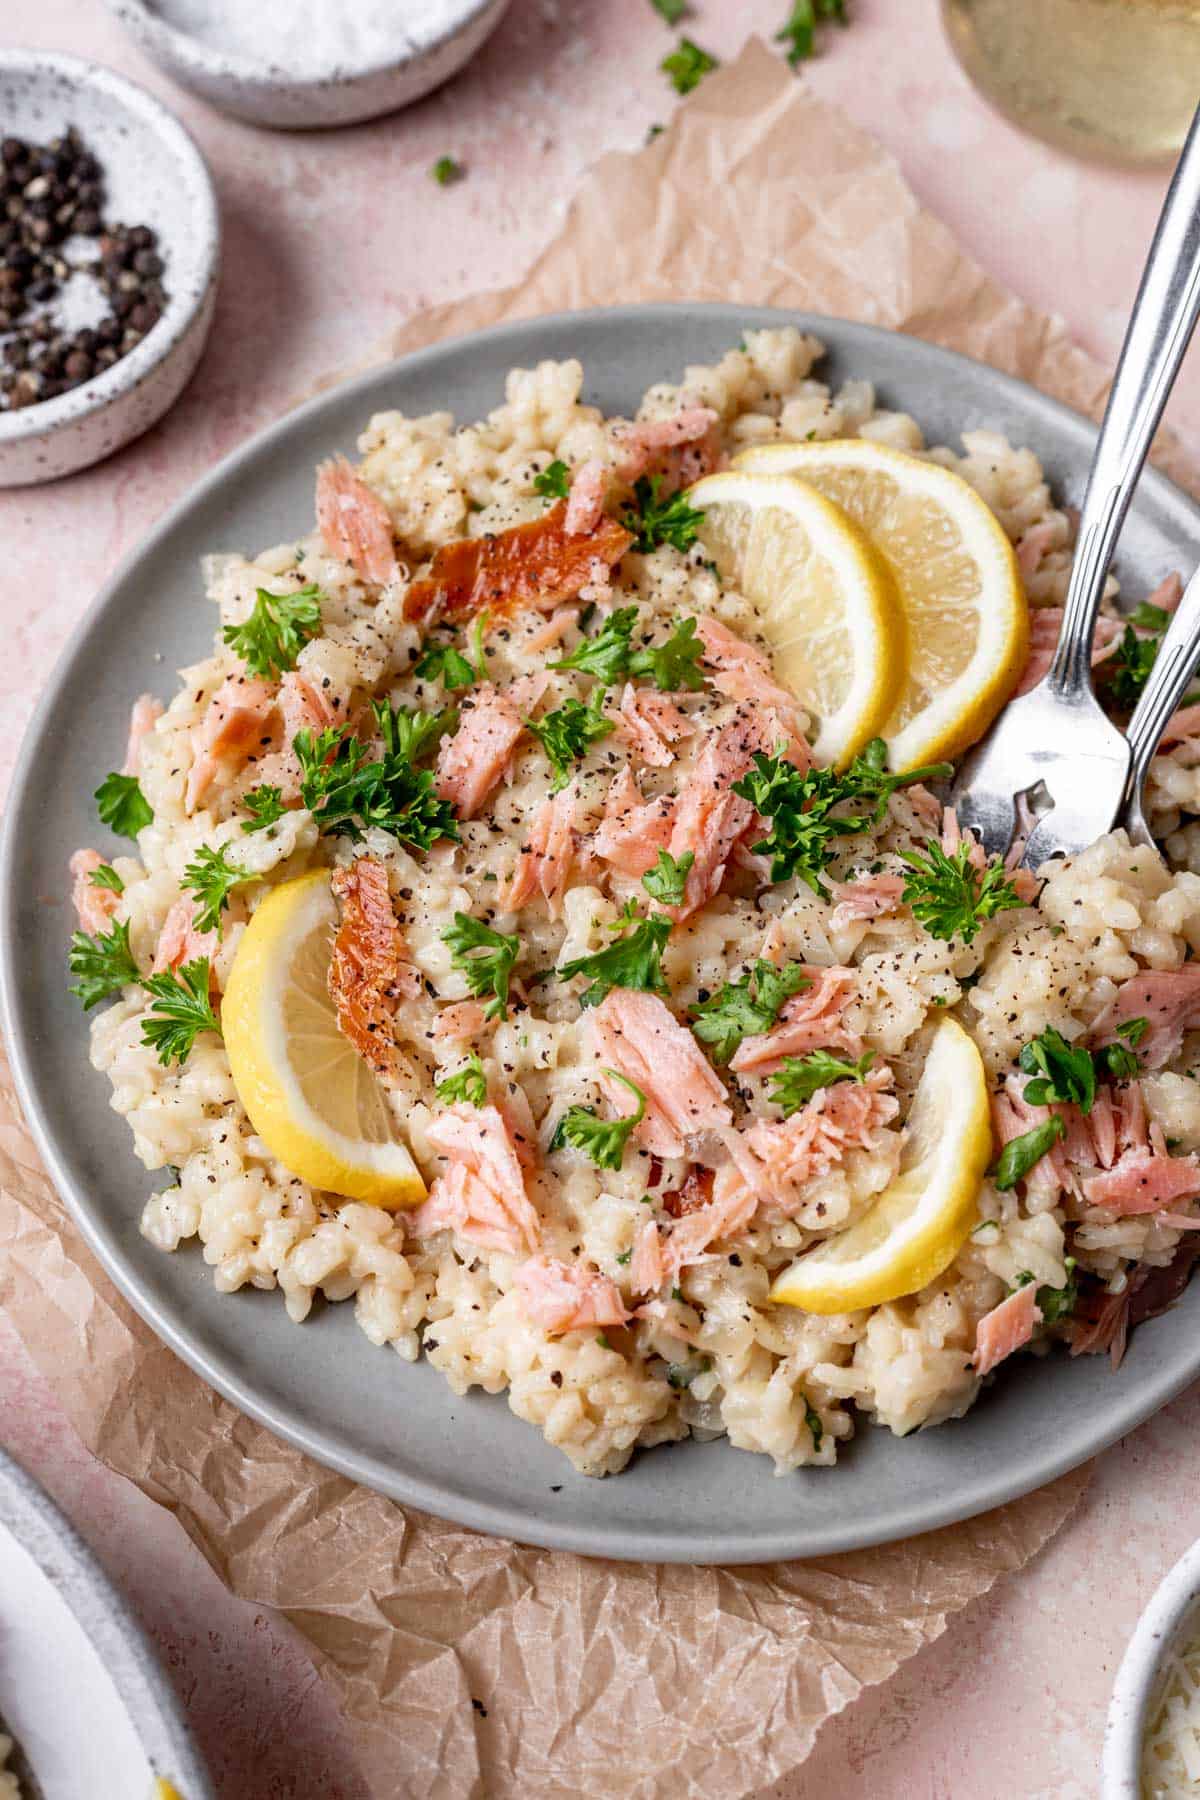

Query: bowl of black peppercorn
left=0, top=50, right=219, bottom=486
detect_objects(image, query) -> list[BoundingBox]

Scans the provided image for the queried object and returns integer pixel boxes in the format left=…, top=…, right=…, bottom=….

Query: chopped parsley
left=622, top=475, right=706, bottom=554
left=551, top=604, right=705, bottom=691
left=777, top=0, right=847, bottom=67
left=550, top=1071, right=646, bottom=1170
left=525, top=688, right=614, bottom=789
left=768, top=1049, right=875, bottom=1116
left=89, top=863, right=124, bottom=895
left=372, top=699, right=457, bottom=764
left=690, top=959, right=810, bottom=1065
left=650, top=0, right=688, bottom=21
left=1108, top=622, right=1160, bottom=712
left=733, top=739, right=951, bottom=895
left=94, top=771, right=153, bottom=839
left=559, top=909, right=672, bottom=1008
left=551, top=605, right=640, bottom=683
left=666, top=1355, right=711, bottom=1389
left=294, top=725, right=458, bottom=849
left=804, top=1397, right=824, bottom=1451
left=181, top=843, right=251, bottom=934
left=140, top=959, right=221, bottom=1067
left=68, top=918, right=139, bottom=1009
left=435, top=1052, right=488, bottom=1108
left=240, top=785, right=287, bottom=833
left=442, top=913, right=521, bottom=1021
left=533, top=459, right=572, bottom=500
left=1036, top=1257, right=1078, bottom=1324
left=414, top=636, right=480, bottom=691
left=990, top=1115, right=1066, bottom=1191
left=641, top=849, right=694, bottom=908
left=899, top=840, right=1023, bottom=945
left=431, top=156, right=464, bottom=186
left=1098, top=1015, right=1149, bottom=1080
left=1018, top=1027, right=1095, bottom=1113
left=661, top=35, right=718, bottom=94
left=221, top=584, right=322, bottom=679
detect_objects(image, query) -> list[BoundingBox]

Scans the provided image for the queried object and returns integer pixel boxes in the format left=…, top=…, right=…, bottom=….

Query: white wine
left=942, top=0, right=1200, bottom=165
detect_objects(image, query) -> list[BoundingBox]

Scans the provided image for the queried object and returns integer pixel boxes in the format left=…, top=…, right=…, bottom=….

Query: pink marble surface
left=3, top=2, right=1200, bottom=1795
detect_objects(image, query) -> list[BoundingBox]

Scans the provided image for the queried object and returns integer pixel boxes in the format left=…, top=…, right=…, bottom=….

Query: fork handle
left=1048, top=102, right=1200, bottom=700
left=1121, top=568, right=1200, bottom=844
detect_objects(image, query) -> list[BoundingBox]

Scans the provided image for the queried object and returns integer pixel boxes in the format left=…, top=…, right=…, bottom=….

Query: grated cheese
left=1143, top=1638, right=1200, bottom=1796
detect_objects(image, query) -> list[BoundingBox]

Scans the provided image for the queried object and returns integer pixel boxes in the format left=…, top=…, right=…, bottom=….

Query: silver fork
left=950, top=100, right=1200, bottom=869
left=1121, top=565, right=1200, bottom=848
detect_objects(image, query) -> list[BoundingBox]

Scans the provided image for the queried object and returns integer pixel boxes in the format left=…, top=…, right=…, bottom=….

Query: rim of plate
left=7, top=304, right=1200, bottom=1564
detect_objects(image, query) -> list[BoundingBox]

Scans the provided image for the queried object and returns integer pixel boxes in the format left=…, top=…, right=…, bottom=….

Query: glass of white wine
left=942, top=0, right=1200, bottom=165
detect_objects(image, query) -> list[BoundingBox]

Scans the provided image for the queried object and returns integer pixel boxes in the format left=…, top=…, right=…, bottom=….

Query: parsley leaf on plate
left=414, top=638, right=479, bottom=690
left=622, top=475, right=706, bottom=554
left=68, top=918, right=139, bottom=1009
left=559, top=909, right=672, bottom=1008
left=140, top=958, right=221, bottom=1066
left=650, top=0, right=688, bottom=22
left=550, top=1070, right=647, bottom=1170
left=240, top=785, right=288, bottom=833
left=221, top=583, right=322, bottom=680
left=768, top=1048, right=875, bottom=1116
left=627, top=615, right=706, bottom=691
left=181, top=843, right=251, bottom=935
left=1018, top=1026, right=1096, bottom=1113
left=777, top=0, right=847, bottom=68
left=94, top=771, right=153, bottom=839
left=442, top=913, right=521, bottom=1021
left=526, top=688, right=614, bottom=789
left=551, top=604, right=705, bottom=692
left=641, top=849, right=694, bottom=908
left=1036, top=1256, right=1078, bottom=1324
left=990, top=1115, right=1066, bottom=1191
left=552, top=606, right=640, bottom=683
left=804, top=1396, right=824, bottom=1451
left=294, top=726, right=459, bottom=849
left=899, top=840, right=1023, bottom=945
left=431, top=156, right=464, bottom=186
left=435, top=1051, right=488, bottom=1108
left=661, top=35, right=719, bottom=94
left=89, top=863, right=124, bottom=895
left=691, top=959, right=810, bottom=1065
left=372, top=699, right=457, bottom=764
left=534, top=459, right=572, bottom=500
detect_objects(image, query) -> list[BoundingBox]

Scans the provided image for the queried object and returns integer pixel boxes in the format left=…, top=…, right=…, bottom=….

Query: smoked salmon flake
left=403, top=500, right=633, bottom=624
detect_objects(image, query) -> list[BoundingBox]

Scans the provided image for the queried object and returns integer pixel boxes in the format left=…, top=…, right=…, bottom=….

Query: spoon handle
left=1122, top=569, right=1200, bottom=848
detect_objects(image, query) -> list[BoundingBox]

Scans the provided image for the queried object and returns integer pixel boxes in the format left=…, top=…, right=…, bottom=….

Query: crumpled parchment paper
left=11, top=33, right=1177, bottom=1799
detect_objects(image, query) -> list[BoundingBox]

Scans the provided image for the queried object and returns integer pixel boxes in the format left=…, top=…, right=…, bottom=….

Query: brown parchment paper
left=14, top=32, right=1193, bottom=1799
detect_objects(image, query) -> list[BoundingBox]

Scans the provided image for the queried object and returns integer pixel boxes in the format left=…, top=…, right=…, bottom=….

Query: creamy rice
left=75, top=329, right=1200, bottom=1477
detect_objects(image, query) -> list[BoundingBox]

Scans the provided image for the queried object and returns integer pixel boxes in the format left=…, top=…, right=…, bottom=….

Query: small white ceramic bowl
left=104, top=0, right=513, bottom=130
left=0, top=51, right=219, bottom=488
left=1103, top=1536, right=1200, bottom=1796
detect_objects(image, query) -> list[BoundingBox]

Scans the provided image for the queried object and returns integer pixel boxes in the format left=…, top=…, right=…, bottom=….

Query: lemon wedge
left=769, top=1017, right=990, bottom=1314
left=733, top=440, right=1028, bottom=771
left=222, top=870, right=425, bottom=1209
left=687, top=469, right=904, bottom=768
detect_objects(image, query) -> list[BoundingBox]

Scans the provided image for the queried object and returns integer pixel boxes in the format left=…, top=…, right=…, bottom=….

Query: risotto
left=67, top=329, right=1200, bottom=1478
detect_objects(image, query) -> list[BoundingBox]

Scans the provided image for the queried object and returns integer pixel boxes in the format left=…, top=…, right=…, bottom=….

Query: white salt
left=147, top=0, right=472, bottom=78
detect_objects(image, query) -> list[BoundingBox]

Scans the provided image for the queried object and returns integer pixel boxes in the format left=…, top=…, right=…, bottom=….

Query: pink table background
left=4, top=3, right=1200, bottom=1794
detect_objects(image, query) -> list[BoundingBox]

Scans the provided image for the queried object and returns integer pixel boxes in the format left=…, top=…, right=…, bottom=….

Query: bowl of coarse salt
left=1104, top=1537, right=1200, bottom=1797
left=0, top=50, right=218, bottom=487
left=104, top=0, right=514, bottom=130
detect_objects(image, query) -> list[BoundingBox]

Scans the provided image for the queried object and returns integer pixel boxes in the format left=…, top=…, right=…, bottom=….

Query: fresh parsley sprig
left=550, top=1071, right=646, bottom=1170
left=95, top=771, right=153, bottom=839
left=181, top=843, right=250, bottom=935
left=68, top=918, right=140, bottom=1008
left=525, top=688, right=614, bottom=789
left=777, top=0, right=847, bottom=67
left=431, top=156, right=464, bottom=186
left=89, top=863, right=124, bottom=895
left=650, top=0, right=688, bottom=22
left=553, top=606, right=640, bottom=682
left=414, top=638, right=479, bottom=690
left=240, top=786, right=287, bottom=833
left=435, top=1051, right=488, bottom=1108
left=691, top=959, right=810, bottom=1065
left=768, top=1049, right=875, bottom=1116
left=1018, top=1026, right=1095, bottom=1113
left=140, top=959, right=220, bottom=1067
left=559, top=909, right=672, bottom=1008
left=221, top=584, right=323, bottom=680
left=372, top=699, right=457, bottom=764
left=294, top=725, right=459, bottom=849
left=622, top=475, right=706, bottom=554
left=551, top=604, right=706, bottom=692
left=442, top=914, right=521, bottom=1021
left=899, top=841, right=1023, bottom=945
left=534, top=459, right=572, bottom=500
left=641, top=850, right=694, bottom=908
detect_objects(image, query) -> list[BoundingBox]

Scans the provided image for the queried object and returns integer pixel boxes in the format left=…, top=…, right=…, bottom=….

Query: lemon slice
left=734, top=441, right=1028, bottom=771
left=769, top=1017, right=990, bottom=1314
left=222, top=870, right=425, bottom=1209
left=687, top=469, right=904, bottom=768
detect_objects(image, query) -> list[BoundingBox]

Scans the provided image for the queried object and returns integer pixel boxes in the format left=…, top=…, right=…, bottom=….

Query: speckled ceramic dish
left=6, top=305, right=1200, bottom=1564
left=0, top=1448, right=211, bottom=1798
left=104, top=0, right=513, bottom=130
left=1103, top=1537, right=1200, bottom=1796
left=0, top=51, right=218, bottom=488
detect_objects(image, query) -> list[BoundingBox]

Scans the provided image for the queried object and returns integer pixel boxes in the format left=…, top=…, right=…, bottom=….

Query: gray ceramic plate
left=6, top=305, right=1200, bottom=1566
